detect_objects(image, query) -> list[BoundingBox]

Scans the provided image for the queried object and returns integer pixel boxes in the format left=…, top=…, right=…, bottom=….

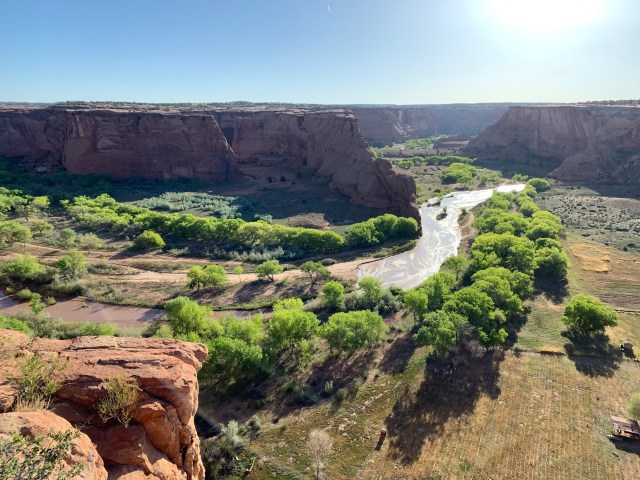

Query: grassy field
left=233, top=347, right=640, bottom=480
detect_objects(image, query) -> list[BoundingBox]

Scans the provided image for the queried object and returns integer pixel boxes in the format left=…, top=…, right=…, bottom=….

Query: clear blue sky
left=1, top=0, right=638, bottom=104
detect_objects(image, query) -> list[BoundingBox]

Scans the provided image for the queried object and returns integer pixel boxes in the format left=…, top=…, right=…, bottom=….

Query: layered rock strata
left=465, top=105, right=640, bottom=184
left=0, top=104, right=418, bottom=219
left=0, top=329, right=208, bottom=480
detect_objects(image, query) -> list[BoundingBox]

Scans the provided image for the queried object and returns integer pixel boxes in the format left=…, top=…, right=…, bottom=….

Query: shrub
left=526, top=177, right=551, bottom=192
left=15, top=288, right=36, bottom=301
left=3, top=256, right=46, bottom=282
left=335, top=387, right=348, bottom=402
left=132, top=230, right=165, bottom=250
left=0, top=315, right=32, bottom=334
left=11, top=354, right=66, bottom=411
left=96, top=376, right=142, bottom=427
left=0, top=430, right=83, bottom=480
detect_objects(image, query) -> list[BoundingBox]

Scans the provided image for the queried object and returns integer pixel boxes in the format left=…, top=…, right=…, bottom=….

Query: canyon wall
left=350, top=104, right=511, bottom=146
left=0, top=330, right=208, bottom=480
left=0, top=105, right=418, bottom=219
left=466, top=105, right=640, bottom=184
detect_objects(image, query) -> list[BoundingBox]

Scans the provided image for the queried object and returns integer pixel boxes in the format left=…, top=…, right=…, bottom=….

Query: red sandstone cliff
left=0, top=329, right=208, bottom=480
left=350, top=104, right=510, bottom=146
left=466, top=105, right=640, bottom=184
left=0, top=104, right=418, bottom=219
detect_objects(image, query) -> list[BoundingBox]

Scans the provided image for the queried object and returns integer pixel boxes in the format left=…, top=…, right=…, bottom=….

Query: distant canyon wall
left=465, top=105, right=640, bottom=184
left=0, top=105, right=418, bottom=219
left=350, top=104, right=511, bottom=146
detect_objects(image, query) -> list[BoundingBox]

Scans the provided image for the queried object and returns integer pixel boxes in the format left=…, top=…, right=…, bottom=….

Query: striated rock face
left=0, top=108, right=241, bottom=182
left=351, top=104, right=510, bottom=146
left=0, top=104, right=418, bottom=219
left=215, top=108, right=419, bottom=220
left=0, top=329, right=208, bottom=480
left=466, top=105, right=640, bottom=184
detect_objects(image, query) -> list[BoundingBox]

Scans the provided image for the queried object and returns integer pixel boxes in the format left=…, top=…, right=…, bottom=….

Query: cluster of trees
left=62, top=194, right=418, bottom=256
left=442, top=163, right=478, bottom=184
left=160, top=293, right=387, bottom=387
left=344, top=213, right=419, bottom=248
left=404, top=179, right=569, bottom=353
left=395, top=155, right=475, bottom=169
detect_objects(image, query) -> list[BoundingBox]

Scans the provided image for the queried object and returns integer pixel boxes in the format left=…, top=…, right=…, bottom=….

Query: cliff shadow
left=384, top=345, right=504, bottom=466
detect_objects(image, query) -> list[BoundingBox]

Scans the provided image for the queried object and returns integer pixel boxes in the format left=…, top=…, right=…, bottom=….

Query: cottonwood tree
left=321, top=281, right=345, bottom=309
left=186, top=265, right=227, bottom=290
left=299, top=261, right=330, bottom=286
left=442, top=254, right=466, bottom=280
left=255, top=260, right=283, bottom=282
left=562, top=294, right=617, bottom=335
left=403, top=289, right=428, bottom=325
left=164, top=296, right=211, bottom=336
left=357, top=276, right=384, bottom=309
left=414, top=311, right=466, bottom=356
left=319, top=310, right=387, bottom=355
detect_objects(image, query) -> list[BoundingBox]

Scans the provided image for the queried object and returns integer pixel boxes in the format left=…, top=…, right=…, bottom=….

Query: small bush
left=132, top=230, right=165, bottom=251
left=335, top=387, right=348, bottom=402
left=15, top=288, right=36, bottom=301
left=11, top=355, right=66, bottom=411
left=324, top=380, right=335, bottom=395
left=96, top=376, right=142, bottom=427
left=319, top=258, right=337, bottom=266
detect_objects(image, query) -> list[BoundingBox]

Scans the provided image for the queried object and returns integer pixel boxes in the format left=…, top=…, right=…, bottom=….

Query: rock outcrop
left=465, top=105, right=640, bottom=184
left=0, top=104, right=418, bottom=219
left=0, top=329, right=208, bottom=480
left=350, top=104, right=511, bottom=146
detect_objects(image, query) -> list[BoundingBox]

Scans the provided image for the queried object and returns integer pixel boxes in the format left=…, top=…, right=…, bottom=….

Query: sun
left=486, top=0, right=607, bottom=33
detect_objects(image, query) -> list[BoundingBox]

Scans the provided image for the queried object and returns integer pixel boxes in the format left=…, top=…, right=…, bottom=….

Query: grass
left=239, top=350, right=640, bottom=480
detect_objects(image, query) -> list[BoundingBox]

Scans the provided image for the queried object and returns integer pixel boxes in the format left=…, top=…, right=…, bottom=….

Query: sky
left=0, top=0, right=638, bottom=104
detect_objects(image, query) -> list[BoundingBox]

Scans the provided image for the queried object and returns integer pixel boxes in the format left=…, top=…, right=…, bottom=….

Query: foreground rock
left=0, top=103, right=419, bottom=220
left=0, top=329, right=208, bottom=480
left=0, top=410, right=108, bottom=480
left=466, top=105, right=640, bottom=185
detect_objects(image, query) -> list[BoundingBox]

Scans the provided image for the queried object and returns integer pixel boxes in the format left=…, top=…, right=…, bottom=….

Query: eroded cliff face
left=215, top=108, right=418, bottom=219
left=466, top=105, right=640, bottom=184
left=0, top=104, right=418, bottom=219
left=351, top=104, right=510, bottom=146
left=0, top=329, right=208, bottom=480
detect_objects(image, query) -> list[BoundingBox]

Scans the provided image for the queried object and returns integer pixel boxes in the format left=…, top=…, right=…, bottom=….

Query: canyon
left=0, top=103, right=419, bottom=220
left=466, top=105, right=640, bottom=185
left=0, top=329, right=207, bottom=480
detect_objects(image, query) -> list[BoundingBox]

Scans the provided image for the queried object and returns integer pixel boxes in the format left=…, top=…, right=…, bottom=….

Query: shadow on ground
left=384, top=343, right=504, bottom=466
left=378, top=333, right=417, bottom=374
left=563, top=330, right=622, bottom=377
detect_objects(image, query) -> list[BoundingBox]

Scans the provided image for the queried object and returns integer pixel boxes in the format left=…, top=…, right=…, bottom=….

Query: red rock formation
left=351, top=104, right=510, bottom=146
left=0, top=329, right=208, bottom=480
left=0, top=410, right=108, bottom=480
left=0, top=104, right=419, bottom=220
left=466, top=105, right=640, bottom=184
left=215, top=108, right=419, bottom=220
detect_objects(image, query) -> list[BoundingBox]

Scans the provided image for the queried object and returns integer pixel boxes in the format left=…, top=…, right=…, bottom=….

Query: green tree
left=56, top=228, right=77, bottom=249
left=55, top=249, right=86, bottom=280
left=0, top=221, right=32, bottom=247
left=29, top=293, right=46, bottom=316
left=358, top=276, right=384, bottom=309
left=3, top=255, right=45, bottom=281
left=232, top=265, right=244, bottom=277
left=164, top=296, right=211, bottom=336
left=471, top=267, right=531, bottom=299
left=403, top=289, right=428, bottom=325
left=562, top=294, right=617, bottom=335
left=526, top=178, right=551, bottom=192
left=320, top=310, right=387, bottom=355
left=267, top=299, right=319, bottom=360
left=420, top=272, right=456, bottom=311
left=255, top=260, right=283, bottom=282
left=31, top=221, right=54, bottom=237
left=321, top=281, right=345, bottom=309
left=132, top=230, right=165, bottom=250
left=442, top=254, right=466, bottom=280
left=414, top=311, right=466, bottom=356
left=534, top=247, right=568, bottom=278
left=299, top=261, right=330, bottom=286
left=345, top=222, right=381, bottom=247
left=469, top=233, right=536, bottom=276
left=201, top=336, right=263, bottom=386
left=186, top=264, right=227, bottom=290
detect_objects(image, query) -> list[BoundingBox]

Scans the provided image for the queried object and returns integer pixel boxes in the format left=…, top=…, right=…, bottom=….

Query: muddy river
left=358, top=184, right=526, bottom=290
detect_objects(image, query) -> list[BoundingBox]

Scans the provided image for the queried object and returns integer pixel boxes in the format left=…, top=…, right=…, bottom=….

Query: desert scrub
left=0, top=429, right=83, bottom=480
left=96, top=375, right=141, bottom=427
left=11, top=354, right=66, bottom=411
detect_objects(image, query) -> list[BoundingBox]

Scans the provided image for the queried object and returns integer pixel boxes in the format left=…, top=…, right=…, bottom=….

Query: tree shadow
left=384, top=344, right=504, bottom=465
left=378, top=333, right=417, bottom=374
left=562, top=330, right=622, bottom=378
left=534, top=276, right=570, bottom=303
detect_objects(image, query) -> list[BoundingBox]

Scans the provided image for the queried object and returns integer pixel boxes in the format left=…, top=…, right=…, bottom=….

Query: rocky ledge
left=0, top=329, right=208, bottom=480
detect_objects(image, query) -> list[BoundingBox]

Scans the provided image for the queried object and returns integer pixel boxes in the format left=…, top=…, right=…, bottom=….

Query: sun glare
left=486, top=0, right=607, bottom=33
